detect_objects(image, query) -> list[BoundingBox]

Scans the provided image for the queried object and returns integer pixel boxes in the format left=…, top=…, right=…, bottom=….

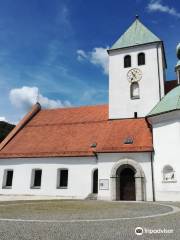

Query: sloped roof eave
left=0, top=148, right=153, bottom=159
left=108, top=41, right=161, bottom=53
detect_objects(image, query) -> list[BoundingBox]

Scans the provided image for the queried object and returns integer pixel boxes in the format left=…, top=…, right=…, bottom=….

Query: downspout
left=156, top=43, right=162, bottom=100
left=151, top=151, right=156, bottom=202
left=146, top=116, right=156, bottom=202
left=93, top=151, right=98, bottom=163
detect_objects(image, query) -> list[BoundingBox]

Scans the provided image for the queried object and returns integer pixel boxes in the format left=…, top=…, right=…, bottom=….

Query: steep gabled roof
left=110, top=18, right=161, bottom=50
left=0, top=104, right=153, bottom=158
left=148, top=85, right=180, bottom=116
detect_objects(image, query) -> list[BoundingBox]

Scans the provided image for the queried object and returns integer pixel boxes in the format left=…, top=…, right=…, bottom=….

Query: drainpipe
left=146, top=116, right=156, bottom=202
left=156, top=43, right=162, bottom=100
left=151, top=151, right=156, bottom=201
left=93, top=151, right=98, bottom=163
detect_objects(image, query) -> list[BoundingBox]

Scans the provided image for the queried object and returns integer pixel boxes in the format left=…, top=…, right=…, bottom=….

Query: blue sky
left=0, top=0, right=180, bottom=123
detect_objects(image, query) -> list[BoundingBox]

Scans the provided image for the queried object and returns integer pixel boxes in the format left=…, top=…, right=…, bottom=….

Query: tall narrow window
left=3, top=170, right=13, bottom=188
left=124, top=55, right=131, bottom=68
left=31, top=169, right=42, bottom=188
left=57, top=169, right=68, bottom=188
left=130, top=82, right=140, bottom=99
left=138, top=53, right=145, bottom=65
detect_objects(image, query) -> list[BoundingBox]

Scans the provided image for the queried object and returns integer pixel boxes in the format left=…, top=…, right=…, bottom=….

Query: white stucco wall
left=0, top=153, right=153, bottom=201
left=151, top=115, right=180, bottom=201
left=97, top=152, right=153, bottom=201
left=0, top=157, right=97, bottom=199
left=109, top=43, right=165, bottom=119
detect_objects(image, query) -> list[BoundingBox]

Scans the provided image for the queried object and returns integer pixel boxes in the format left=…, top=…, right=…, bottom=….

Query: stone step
left=86, top=193, right=98, bottom=200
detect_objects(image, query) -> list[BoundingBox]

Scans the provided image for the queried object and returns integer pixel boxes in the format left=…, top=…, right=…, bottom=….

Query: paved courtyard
left=0, top=200, right=179, bottom=239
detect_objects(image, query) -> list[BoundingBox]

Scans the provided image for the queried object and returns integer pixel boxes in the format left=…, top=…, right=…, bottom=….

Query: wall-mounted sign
left=99, top=179, right=109, bottom=190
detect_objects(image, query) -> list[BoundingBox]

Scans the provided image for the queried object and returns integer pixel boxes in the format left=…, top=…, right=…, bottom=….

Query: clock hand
left=132, top=72, right=136, bottom=77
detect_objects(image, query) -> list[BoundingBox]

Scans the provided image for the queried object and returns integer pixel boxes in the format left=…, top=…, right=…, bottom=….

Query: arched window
left=163, top=165, right=176, bottom=182
left=124, top=55, right=131, bottom=68
left=130, top=82, right=140, bottom=99
left=138, top=53, right=145, bottom=66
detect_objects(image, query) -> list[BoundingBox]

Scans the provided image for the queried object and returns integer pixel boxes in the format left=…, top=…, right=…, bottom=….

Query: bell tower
left=108, top=16, right=166, bottom=119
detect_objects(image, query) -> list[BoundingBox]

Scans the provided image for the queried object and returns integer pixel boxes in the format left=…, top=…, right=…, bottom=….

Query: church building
left=0, top=17, right=180, bottom=201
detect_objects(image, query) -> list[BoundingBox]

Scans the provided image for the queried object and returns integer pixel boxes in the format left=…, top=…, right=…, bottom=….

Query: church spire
left=109, top=17, right=161, bottom=51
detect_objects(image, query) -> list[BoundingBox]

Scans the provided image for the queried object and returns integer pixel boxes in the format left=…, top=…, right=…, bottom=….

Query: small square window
left=57, top=169, right=68, bottom=188
left=2, top=170, right=13, bottom=189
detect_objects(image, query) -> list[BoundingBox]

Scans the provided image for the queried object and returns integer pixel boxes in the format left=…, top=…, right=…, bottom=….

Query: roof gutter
left=108, top=41, right=162, bottom=54
left=147, top=108, right=180, bottom=121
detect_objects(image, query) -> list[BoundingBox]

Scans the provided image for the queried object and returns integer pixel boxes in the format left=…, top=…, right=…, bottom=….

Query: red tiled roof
left=0, top=104, right=153, bottom=158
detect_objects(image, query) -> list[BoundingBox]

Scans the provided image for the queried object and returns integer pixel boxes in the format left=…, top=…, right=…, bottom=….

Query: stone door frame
left=110, top=159, right=145, bottom=201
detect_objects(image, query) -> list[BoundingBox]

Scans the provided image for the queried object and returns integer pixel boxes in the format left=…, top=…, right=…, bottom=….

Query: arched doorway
left=93, top=169, right=98, bottom=194
left=110, top=159, right=145, bottom=201
left=120, top=168, right=135, bottom=200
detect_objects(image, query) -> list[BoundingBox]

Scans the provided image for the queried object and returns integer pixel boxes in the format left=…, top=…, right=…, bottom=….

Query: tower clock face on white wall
left=127, top=68, right=142, bottom=82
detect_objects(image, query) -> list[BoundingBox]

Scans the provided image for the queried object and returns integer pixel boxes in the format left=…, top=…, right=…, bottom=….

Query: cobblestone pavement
left=0, top=200, right=179, bottom=240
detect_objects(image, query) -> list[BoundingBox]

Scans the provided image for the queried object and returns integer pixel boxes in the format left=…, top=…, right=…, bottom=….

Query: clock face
left=127, top=68, right=142, bottom=82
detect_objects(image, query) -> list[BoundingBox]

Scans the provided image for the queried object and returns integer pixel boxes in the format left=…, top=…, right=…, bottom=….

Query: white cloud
left=9, top=86, right=71, bottom=111
left=90, top=47, right=109, bottom=75
left=77, top=47, right=109, bottom=75
left=147, top=0, right=180, bottom=18
left=77, top=50, right=88, bottom=61
left=0, top=116, right=7, bottom=121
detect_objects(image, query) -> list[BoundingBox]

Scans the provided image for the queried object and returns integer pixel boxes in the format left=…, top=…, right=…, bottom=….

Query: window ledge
left=162, top=180, right=177, bottom=183
left=2, top=186, right=12, bottom=189
left=57, top=187, right=68, bottom=189
left=131, top=96, right=140, bottom=100
left=30, top=186, right=41, bottom=189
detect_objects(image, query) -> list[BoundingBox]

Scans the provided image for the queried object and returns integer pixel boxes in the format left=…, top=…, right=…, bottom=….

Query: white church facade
left=0, top=17, right=180, bottom=201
